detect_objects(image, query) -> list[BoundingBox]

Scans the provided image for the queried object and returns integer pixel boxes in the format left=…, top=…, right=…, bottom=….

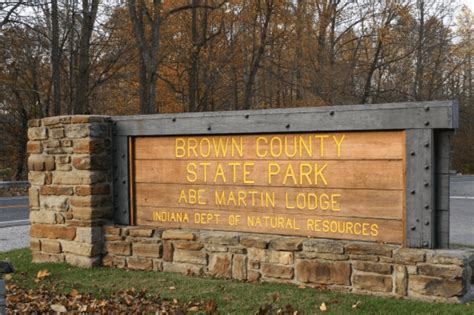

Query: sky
left=461, top=0, right=474, bottom=11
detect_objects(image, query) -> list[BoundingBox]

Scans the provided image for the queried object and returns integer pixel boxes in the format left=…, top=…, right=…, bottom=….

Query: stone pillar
left=27, top=115, right=112, bottom=267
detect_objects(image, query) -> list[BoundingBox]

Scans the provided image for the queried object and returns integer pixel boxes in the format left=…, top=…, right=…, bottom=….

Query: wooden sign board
left=130, top=131, right=406, bottom=244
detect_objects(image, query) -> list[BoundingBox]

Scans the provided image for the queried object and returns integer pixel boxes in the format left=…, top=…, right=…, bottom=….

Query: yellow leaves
left=34, top=269, right=50, bottom=282
left=319, top=302, right=328, bottom=312
left=352, top=300, right=362, bottom=309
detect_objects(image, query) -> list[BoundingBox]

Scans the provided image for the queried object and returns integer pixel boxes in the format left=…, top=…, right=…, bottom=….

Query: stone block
left=163, top=241, right=174, bottom=262
left=240, top=235, right=268, bottom=249
left=232, top=254, right=247, bottom=280
left=353, top=273, right=392, bottom=292
left=417, top=264, right=464, bottom=279
left=27, top=141, right=42, bottom=154
left=69, top=195, right=111, bottom=208
left=389, top=248, right=425, bottom=264
left=40, top=195, right=68, bottom=211
left=61, top=241, right=102, bottom=257
left=229, top=247, right=247, bottom=254
left=43, top=116, right=71, bottom=126
left=261, top=263, right=294, bottom=279
left=127, top=257, right=153, bottom=271
left=208, top=253, right=232, bottom=278
left=133, top=243, right=162, bottom=258
left=205, top=244, right=228, bottom=252
left=29, top=187, right=40, bottom=207
left=32, top=252, right=64, bottom=263
left=40, top=186, right=74, bottom=196
left=153, top=260, right=163, bottom=272
left=73, top=139, right=107, bottom=154
left=163, top=262, right=204, bottom=275
left=72, top=206, right=111, bottom=220
left=352, top=261, right=392, bottom=275
left=409, top=275, right=465, bottom=297
left=295, top=259, right=350, bottom=285
left=50, top=127, right=65, bottom=139
left=71, top=115, right=109, bottom=124
left=75, top=184, right=111, bottom=196
left=395, top=265, right=408, bottom=296
left=247, top=270, right=261, bottom=282
left=72, top=155, right=110, bottom=170
left=41, top=240, right=62, bottom=254
left=52, top=171, right=105, bottom=185
left=65, top=124, right=108, bottom=139
left=128, top=228, right=154, bottom=238
left=270, top=237, right=304, bottom=251
left=174, top=241, right=204, bottom=251
left=65, top=254, right=101, bottom=268
left=105, top=241, right=131, bottom=256
left=297, top=252, right=349, bottom=261
left=75, top=227, right=103, bottom=243
left=345, top=242, right=393, bottom=257
left=28, top=127, right=47, bottom=140
left=29, top=172, right=46, bottom=185
left=426, top=250, right=470, bottom=266
left=28, top=155, right=55, bottom=171
left=162, top=230, right=195, bottom=240
left=349, top=254, right=380, bottom=262
left=30, top=224, right=76, bottom=240
left=248, top=248, right=294, bottom=265
left=201, top=232, right=239, bottom=245
left=303, top=239, right=344, bottom=254
left=173, top=249, right=207, bottom=265
left=103, top=226, right=121, bottom=235
left=30, top=238, right=41, bottom=251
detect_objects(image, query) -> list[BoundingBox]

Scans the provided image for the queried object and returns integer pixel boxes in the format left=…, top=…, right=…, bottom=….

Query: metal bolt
left=423, top=241, right=429, bottom=247
left=245, top=114, right=250, bottom=119
left=424, top=121, right=430, bottom=126
left=122, top=180, right=126, bottom=184
left=424, top=204, right=430, bottom=209
left=329, top=111, right=335, bottom=116
left=121, top=154, right=125, bottom=158
left=410, top=151, right=416, bottom=156
left=424, top=105, right=430, bottom=111
left=424, top=165, right=430, bottom=170
left=424, top=182, right=429, bottom=187
left=424, top=142, right=430, bottom=148
left=286, top=124, right=290, bottom=129
left=410, top=226, right=416, bottom=231
left=411, top=190, right=416, bottom=194
left=207, top=126, right=212, bottom=131
left=424, top=221, right=430, bottom=226
left=172, top=118, right=176, bottom=122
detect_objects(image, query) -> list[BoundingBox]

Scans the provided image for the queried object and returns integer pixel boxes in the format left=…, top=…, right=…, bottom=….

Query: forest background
left=0, top=0, right=472, bottom=180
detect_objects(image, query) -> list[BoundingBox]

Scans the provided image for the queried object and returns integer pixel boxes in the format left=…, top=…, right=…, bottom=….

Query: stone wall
left=0, top=181, right=29, bottom=197
left=27, top=116, right=112, bottom=267
left=27, top=115, right=474, bottom=303
left=102, top=227, right=474, bottom=303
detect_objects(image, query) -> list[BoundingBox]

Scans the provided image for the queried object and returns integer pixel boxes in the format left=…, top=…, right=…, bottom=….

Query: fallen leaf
left=36, top=269, right=50, bottom=280
left=51, top=304, right=67, bottom=313
left=70, top=289, right=79, bottom=297
left=188, top=306, right=199, bottom=312
left=4, top=274, right=12, bottom=281
left=297, top=285, right=305, bottom=289
left=204, top=299, right=217, bottom=313
left=352, top=301, right=362, bottom=309
left=169, top=286, right=176, bottom=290
left=319, top=302, right=327, bottom=312
left=272, top=292, right=280, bottom=302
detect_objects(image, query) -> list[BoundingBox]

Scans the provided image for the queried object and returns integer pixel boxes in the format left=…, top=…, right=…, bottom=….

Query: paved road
left=0, top=196, right=29, bottom=228
left=0, top=177, right=472, bottom=251
left=449, top=176, right=474, bottom=247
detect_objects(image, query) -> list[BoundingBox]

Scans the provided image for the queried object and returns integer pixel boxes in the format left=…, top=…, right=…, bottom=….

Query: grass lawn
left=1, top=248, right=473, bottom=314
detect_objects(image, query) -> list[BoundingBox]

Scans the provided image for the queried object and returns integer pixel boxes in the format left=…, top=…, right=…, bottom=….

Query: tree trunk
left=50, top=0, right=61, bottom=116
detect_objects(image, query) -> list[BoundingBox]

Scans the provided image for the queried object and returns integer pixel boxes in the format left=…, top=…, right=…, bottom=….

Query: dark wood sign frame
left=111, top=101, right=458, bottom=248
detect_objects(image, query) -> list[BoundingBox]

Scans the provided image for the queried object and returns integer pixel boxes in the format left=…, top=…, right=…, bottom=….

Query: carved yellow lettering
left=314, top=163, right=328, bottom=185
left=200, top=162, right=210, bottom=182
left=268, top=163, right=280, bottom=184
left=270, top=137, right=283, bottom=157
left=175, top=138, right=186, bottom=158
left=178, top=189, right=187, bottom=204
left=231, top=137, right=243, bottom=157
left=299, top=136, right=312, bottom=157
left=238, top=190, right=247, bottom=206
left=371, top=224, right=379, bottom=236
left=320, top=193, right=330, bottom=210
left=212, top=138, right=229, bottom=157
left=199, top=138, right=211, bottom=157
left=299, top=163, right=313, bottom=185
left=187, top=138, right=198, bottom=157
left=283, top=164, right=297, bottom=185
left=256, top=137, right=268, bottom=158
left=331, top=194, right=341, bottom=211
left=214, top=190, right=225, bottom=205
left=333, top=134, right=345, bottom=158
left=314, top=135, right=329, bottom=157
left=284, top=136, right=297, bottom=158
left=243, top=162, right=255, bottom=184
left=213, top=163, right=226, bottom=183
left=228, top=162, right=240, bottom=183
left=186, top=163, right=197, bottom=182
